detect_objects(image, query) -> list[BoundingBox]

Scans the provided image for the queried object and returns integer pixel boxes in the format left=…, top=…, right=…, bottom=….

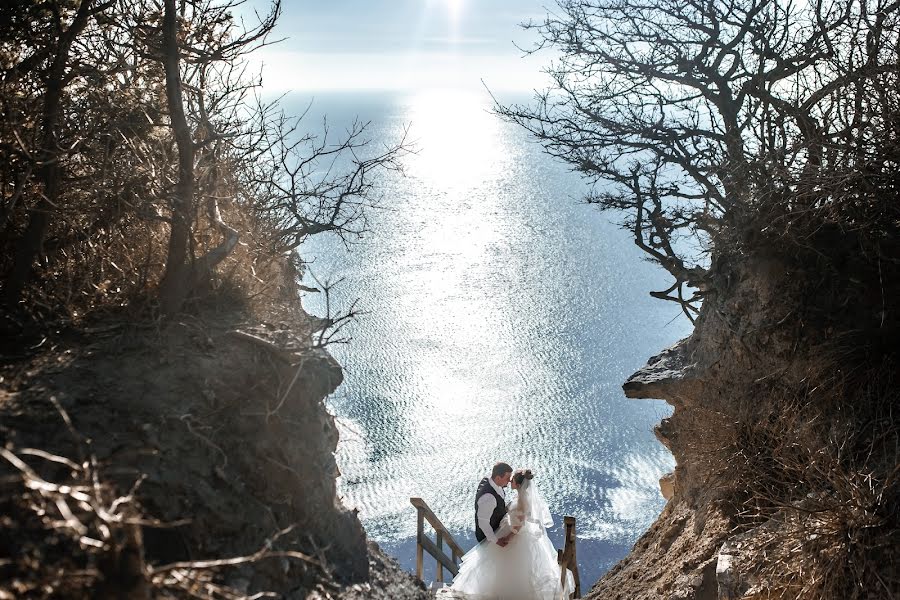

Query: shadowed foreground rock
left=0, top=312, right=428, bottom=600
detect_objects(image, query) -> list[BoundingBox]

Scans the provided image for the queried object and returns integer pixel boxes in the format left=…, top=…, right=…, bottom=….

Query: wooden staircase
left=410, top=497, right=581, bottom=598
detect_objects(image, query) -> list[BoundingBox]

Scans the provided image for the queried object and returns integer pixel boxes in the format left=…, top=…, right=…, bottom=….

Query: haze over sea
left=298, top=89, right=693, bottom=587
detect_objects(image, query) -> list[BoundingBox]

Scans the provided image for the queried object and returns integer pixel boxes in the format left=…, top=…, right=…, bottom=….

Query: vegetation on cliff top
left=1, top=0, right=405, bottom=322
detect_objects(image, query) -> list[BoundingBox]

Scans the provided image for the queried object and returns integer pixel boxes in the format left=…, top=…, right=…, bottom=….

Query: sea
left=294, top=89, right=694, bottom=588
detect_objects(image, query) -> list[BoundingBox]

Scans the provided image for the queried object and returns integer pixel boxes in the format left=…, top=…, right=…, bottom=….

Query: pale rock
left=659, top=471, right=676, bottom=500
left=716, top=548, right=736, bottom=600
left=623, top=339, right=698, bottom=403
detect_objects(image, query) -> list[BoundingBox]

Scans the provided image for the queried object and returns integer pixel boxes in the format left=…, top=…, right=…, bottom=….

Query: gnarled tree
left=501, top=0, right=900, bottom=321
left=1, top=0, right=407, bottom=319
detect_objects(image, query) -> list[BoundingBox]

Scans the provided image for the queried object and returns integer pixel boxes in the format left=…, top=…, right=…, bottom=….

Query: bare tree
left=145, top=0, right=409, bottom=315
left=154, top=0, right=280, bottom=315
left=499, top=0, right=900, bottom=320
left=242, top=108, right=410, bottom=255
left=1, top=0, right=174, bottom=313
left=1, top=0, right=409, bottom=319
left=503, top=3, right=900, bottom=597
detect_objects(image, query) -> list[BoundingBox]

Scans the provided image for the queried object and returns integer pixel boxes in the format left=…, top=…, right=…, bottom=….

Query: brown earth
left=0, top=306, right=429, bottom=600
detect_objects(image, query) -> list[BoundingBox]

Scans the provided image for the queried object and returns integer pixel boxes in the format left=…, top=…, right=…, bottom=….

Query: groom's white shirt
left=476, top=477, right=506, bottom=544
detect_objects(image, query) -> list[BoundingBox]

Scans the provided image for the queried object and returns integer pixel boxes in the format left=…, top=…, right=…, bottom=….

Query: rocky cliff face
left=588, top=245, right=899, bottom=600
left=0, top=309, right=428, bottom=599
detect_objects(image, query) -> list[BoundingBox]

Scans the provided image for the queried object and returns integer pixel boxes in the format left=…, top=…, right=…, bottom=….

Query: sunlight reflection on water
left=298, top=90, right=692, bottom=585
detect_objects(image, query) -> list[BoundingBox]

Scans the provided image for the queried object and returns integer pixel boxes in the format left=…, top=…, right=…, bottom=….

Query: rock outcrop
left=0, top=311, right=428, bottom=599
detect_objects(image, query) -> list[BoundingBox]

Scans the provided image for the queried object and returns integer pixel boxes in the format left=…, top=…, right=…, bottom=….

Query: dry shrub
left=0, top=397, right=155, bottom=599
left=722, top=357, right=899, bottom=599
left=20, top=218, right=170, bottom=320
left=7, top=183, right=304, bottom=325
left=194, top=200, right=307, bottom=320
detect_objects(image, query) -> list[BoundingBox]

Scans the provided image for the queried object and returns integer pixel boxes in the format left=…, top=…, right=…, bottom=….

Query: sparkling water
left=297, top=90, right=692, bottom=587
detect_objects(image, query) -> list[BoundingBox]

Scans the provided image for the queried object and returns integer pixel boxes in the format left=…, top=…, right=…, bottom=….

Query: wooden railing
left=557, top=516, right=582, bottom=598
left=410, top=497, right=466, bottom=585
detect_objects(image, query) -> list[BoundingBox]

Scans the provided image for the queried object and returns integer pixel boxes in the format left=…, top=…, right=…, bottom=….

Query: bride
left=439, top=469, right=575, bottom=600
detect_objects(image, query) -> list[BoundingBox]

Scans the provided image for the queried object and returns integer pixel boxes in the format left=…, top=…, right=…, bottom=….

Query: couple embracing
left=439, top=462, right=576, bottom=600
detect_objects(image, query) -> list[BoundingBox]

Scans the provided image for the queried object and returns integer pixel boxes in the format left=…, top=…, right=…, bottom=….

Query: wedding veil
left=516, top=476, right=554, bottom=529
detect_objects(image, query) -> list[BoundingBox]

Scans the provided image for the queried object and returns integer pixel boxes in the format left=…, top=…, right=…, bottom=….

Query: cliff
left=587, top=243, right=899, bottom=599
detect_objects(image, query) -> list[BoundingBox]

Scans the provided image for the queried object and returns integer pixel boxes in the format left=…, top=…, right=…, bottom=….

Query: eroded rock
left=622, top=339, right=700, bottom=405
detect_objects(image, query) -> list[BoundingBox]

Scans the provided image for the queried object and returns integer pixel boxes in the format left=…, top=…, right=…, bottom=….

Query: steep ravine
left=3, top=238, right=895, bottom=599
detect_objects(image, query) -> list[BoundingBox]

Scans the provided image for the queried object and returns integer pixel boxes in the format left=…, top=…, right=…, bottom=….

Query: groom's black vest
left=474, top=477, right=507, bottom=542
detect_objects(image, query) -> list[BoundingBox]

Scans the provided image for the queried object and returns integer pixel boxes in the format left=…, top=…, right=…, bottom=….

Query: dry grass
left=6, top=189, right=304, bottom=327
left=0, top=401, right=330, bottom=600
left=718, top=357, right=900, bottom=599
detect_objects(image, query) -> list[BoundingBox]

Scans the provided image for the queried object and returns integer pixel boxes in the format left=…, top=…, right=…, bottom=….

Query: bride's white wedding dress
left=437, top=479, right=575, bottom=600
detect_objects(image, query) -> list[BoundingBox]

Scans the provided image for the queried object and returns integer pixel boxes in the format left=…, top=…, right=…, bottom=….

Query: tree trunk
left=2, top=1, right=95, bottom=308
left=157, top=0, right=196, bottom=316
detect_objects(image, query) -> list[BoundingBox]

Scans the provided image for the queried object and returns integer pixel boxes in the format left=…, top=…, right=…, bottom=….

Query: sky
left=237, top=0, right=556, bottom=92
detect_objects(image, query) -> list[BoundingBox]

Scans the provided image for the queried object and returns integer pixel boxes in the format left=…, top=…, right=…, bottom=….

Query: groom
left=474, top=462, right=514, bottom=548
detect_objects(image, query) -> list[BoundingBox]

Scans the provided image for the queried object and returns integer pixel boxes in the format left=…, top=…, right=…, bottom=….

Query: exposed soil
left=0, top=308, right=429, bottom=600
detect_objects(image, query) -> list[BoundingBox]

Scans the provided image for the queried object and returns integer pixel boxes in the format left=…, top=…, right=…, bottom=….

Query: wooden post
left=416, top=506, right=424, bottom=583
left=559, top=546, right=568, bottom=597
left=436, top=531, right=444, bottom=583
left=563, top=516, right=581, bottom=598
